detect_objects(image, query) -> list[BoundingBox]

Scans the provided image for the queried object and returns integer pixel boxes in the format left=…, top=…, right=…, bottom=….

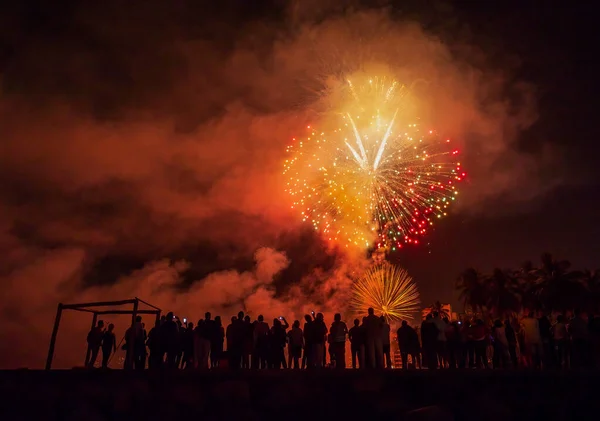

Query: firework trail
left=284, top=74, right=465, bottom=251
left=350, top=262, right=420, bottom=322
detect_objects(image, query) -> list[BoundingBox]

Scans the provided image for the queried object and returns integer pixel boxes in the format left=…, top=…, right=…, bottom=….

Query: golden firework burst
left=350, top=262, right=421, bottom=322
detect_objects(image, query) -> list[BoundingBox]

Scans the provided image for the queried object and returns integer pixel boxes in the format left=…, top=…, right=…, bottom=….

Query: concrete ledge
left=0, top=370, right=599, bottom=421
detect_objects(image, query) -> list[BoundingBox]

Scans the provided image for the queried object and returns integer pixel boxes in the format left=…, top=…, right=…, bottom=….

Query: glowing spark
left=373, top=108, right=398, bottom=170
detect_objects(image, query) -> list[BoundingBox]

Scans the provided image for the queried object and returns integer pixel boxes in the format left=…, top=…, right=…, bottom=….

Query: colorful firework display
left=284, top=75, right=465, bottom=251
left=350, top=262, right=421, bottom=322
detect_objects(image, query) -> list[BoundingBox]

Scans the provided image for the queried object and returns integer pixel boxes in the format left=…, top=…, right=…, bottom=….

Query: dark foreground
left=1, top=369, right=599, bottom=421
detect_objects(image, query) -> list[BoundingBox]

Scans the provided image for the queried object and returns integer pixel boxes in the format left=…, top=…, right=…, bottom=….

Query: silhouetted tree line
left=456, top=253, right=600, bottom=317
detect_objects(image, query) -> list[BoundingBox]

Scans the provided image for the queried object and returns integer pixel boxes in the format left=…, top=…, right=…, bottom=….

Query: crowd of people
left=85, top=307, right=600, bottom=370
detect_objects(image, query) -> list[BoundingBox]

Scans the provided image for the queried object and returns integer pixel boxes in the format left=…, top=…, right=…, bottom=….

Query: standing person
left=492, top=319, right=509, bottom=369
left=538, top=311, right=553, bottom=368
left=160, top=313, right=179, bottom=369
left=253, top=315, right=270, bottom=369
left=194, top=319, right=209, bottom=369
left=330, top=313, right=348, bottom=369
left=181, top=322, right=194, bottom=369
left=363, top=308, right=383, bottom=369
left=203, top=313, right=215, bottom=368
left=505, top=319, right=518, bottom=368
left=211, top=316, right=224, bottom=368
left=311, top=313, right=328, bottom=368
left=127, top=316, right=146, bottom=370
left=553, top=315, right=568, bottom=368
left=242, top=316, right=254, bottom=369
left=302, top=314, right=314, bottom=369
left=101, top=323, right=117, bottom=369
left=86, top=320, right=105, bottom=368
left=472, top=319, right=489, bottom=369
left=431, top=312, right=447, bottom=368
left=569, top=309, right=589, bottom=368
left=421, top=314, right=438, bottom=369
left=444, top=321, right=460, bottom=369
left=397, top=320, right=419, bottom=369
left=269, top=318, right=288, bottom=369
left=226, top=316, right=238, bottom=369
left=175, top=319, right=184, bottom=368
left=458, top=320, right=470, bottom=368
left=280, top=317, right=290, bottom=369
left=287, top=320, right=304, bottom=369
left=141, top=322, right=148, bottom=369
left=146, top=320, right=163, bottom=369
left=521, top=311, right=543, bottom=369
left=348, top=319, right=365, bottom=369
left=380, top=316, right=392, bottom=369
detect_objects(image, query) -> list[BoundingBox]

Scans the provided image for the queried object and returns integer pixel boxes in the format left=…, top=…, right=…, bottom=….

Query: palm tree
left=514, top=260, right=541, bottom=312
left=456, top=268, right=488, bottom=314
left=486, top=268, right=521, bottom=318
left=427, top=300, right=451, bottom=319
left=532, top=253, right=586, bottom=312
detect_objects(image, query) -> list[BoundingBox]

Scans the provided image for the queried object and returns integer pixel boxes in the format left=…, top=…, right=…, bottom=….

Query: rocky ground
left=0, top=369, right=598, bottom=420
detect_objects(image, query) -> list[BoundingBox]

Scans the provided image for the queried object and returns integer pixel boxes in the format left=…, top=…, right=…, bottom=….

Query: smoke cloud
left=0, top=2, right=554, bottom=368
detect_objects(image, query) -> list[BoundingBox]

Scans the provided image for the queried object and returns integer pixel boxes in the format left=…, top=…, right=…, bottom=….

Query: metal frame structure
left=45, top=297, right=161, bottom=370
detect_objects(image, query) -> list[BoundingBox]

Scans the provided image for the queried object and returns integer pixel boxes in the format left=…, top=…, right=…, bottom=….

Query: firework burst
left=350, top=263, right=420, bottom=322
left=283, top=75, right=465, bottom=251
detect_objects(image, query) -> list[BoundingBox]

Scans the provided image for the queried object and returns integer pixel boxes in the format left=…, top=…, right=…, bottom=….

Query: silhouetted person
left=349, top=318, right=365, bottom=369
left=553, top=315, right=568, bottom=368
left=330, top=313, right=348, bottom=369
left=126, top=316, right=145, bottom=370
left=211, top=316, right=224, bottom=368
left=242, top=315, right=254, bottom=369
left=421, top=314, right=438, bottom=369
left=397, top=320, right=419, bottom=369
left=302, top=314, right=314, bottom=369
left=432, top=312, right=447, bottom=368
left=226, top=313, right=244, bottom=369
left=175, top=319, right=184, bottom=368
left=521, top=311, right=542, bottom=369
left=380, top=316, right=392, bottom=369
left=86, top=320, right=105, bottom=368
left=505, top=319, right=518, bottom=368
left=181, top=322, right=194, bottom=369
left=327, top=332, right=334, bottom=367
left=146, top=320, right=163, bottom=369
left=269, top=318, right=288, bottom=369
left=231, top=311, right=246, bottom=368
left=569, top=309, right=589, bottom=368
left=253, top=315, right=270, bottom=369
left=445, top=320, right=460, bottom=369
left=203, top=312, right=215, bottom=367
left=472, top=319, right=489, bottom=369
left=538, top=311, right=553, bottom=368
left=492, top=319, right=509, bottom=369
left=161, top=312, right=179, bottom=369
left=194, top=319, right=210, bottom=369
left=311, top=313, right=328, bottom=368
left=589, top=313, right=600, bottom=368
left=288, top=320, right=303, bottom=369
left=141, top=322, right=148, bottom=369
left=101, top=323, right=116, bottom=369
left=363, top=308, right=383, bottom=368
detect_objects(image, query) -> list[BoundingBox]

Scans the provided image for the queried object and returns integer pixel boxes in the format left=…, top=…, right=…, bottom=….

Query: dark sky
left=1, top=0, right=599, bottom=366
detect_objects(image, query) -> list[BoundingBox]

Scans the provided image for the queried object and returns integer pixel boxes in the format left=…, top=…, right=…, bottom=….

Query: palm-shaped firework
left=350, top=262, right=421, bottom=322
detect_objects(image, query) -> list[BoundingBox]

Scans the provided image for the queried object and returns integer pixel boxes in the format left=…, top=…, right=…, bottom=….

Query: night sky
left=1, top=0, right=599, bottom=367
